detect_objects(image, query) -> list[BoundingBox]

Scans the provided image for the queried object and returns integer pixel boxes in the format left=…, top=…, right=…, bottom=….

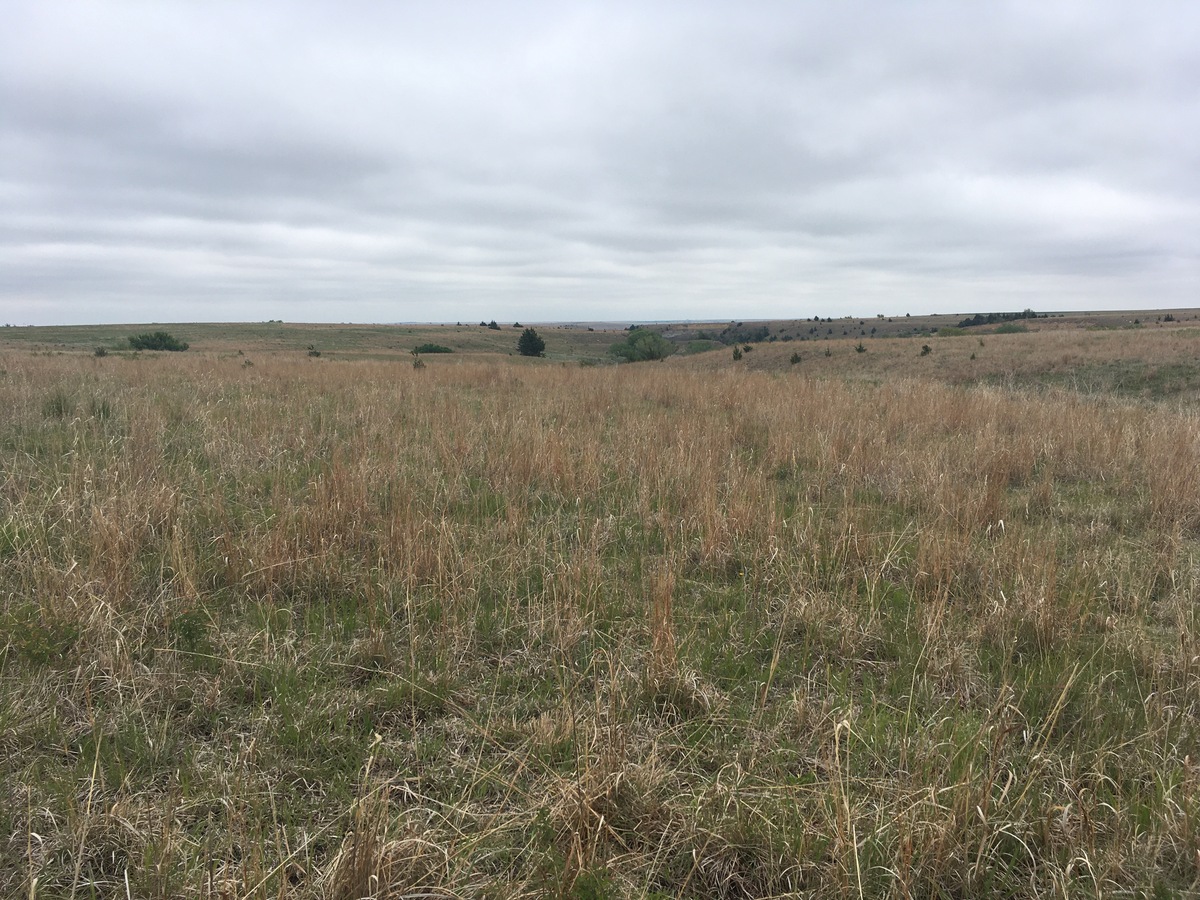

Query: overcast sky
left=2, top=2, right=1197, bottom=325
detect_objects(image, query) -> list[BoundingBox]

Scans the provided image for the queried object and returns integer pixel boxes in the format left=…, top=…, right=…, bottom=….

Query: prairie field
left=2, top=322, right=1200, bottom=897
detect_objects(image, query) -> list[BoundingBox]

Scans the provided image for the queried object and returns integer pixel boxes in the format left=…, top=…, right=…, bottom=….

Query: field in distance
left=1, top=311, right=1199, bottom=897
left=0, top=319, right=626, bottom=362
left=5, top=308, right=1200, bottom=401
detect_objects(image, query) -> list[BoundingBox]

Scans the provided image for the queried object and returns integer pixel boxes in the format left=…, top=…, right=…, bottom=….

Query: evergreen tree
left=517, top=327, right=546, bottom=357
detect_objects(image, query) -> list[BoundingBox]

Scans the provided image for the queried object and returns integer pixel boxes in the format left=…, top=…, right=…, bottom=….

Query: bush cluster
left=957, top=309, right=1043, bottom=328
left=129, top=331, right=188, bottom=351
left=719, top=323, right=770, bottom=345
left=609, top=328, right=674, bottom=362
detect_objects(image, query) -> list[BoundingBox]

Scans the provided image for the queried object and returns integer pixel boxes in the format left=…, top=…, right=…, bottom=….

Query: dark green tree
left=608, top=327, right=674, bottom=362
left=517, top=327, right=546, bottom=357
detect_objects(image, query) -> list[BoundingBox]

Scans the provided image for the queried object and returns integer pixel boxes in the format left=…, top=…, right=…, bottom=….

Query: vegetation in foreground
left=1, top=344, right=1199, bottom=898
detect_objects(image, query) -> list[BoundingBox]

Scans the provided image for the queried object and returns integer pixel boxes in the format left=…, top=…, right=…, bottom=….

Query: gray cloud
left=2, top=1, right=1198, bottom=324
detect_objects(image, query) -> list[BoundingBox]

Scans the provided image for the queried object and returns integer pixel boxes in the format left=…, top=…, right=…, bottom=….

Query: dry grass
left=2, top=345, right=1199, bottom=897
left=677, top=318, right=1200, bottom=400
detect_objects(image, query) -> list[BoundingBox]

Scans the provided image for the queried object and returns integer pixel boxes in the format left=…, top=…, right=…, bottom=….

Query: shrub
left=487, top=320, right=501, bottom=330
left=790, top=352, right=801, bottom=365
left=517, top=328, right=546, bottom=357
left=93, top=347, right=108, bottom=358
left=855, top=342, right=867, bottom=353
left=609, top=328, right=674, bottom=362
left=129, top=331, right=188, bottom=351
left=921, top=345, right=932, bottom=356
left=994, top=323, right=1029, bottom=334
left=732, top=347, right=743, bottom=361
left=412, top=343, right=453, bottom=354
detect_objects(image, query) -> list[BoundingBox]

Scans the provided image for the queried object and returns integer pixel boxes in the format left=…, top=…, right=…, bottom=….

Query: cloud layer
left=2, top=1, right=1198, bottom=324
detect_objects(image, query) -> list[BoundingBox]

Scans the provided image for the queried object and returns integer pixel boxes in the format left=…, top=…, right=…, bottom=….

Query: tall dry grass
left=1, top=350, right=1198, bottom=897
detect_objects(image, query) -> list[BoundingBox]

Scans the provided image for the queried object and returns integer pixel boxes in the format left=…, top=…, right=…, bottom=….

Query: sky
left=1, top=2, right=1198, bottom=325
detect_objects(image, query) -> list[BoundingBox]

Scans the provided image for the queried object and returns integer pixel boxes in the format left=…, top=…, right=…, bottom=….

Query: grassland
left=0, top=321, right=624, bottom=364
left=2, top=316, right=1199, bottom=897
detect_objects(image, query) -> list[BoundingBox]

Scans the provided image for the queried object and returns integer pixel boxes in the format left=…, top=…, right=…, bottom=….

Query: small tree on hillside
left=517, top=327, right=546, bottom=357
